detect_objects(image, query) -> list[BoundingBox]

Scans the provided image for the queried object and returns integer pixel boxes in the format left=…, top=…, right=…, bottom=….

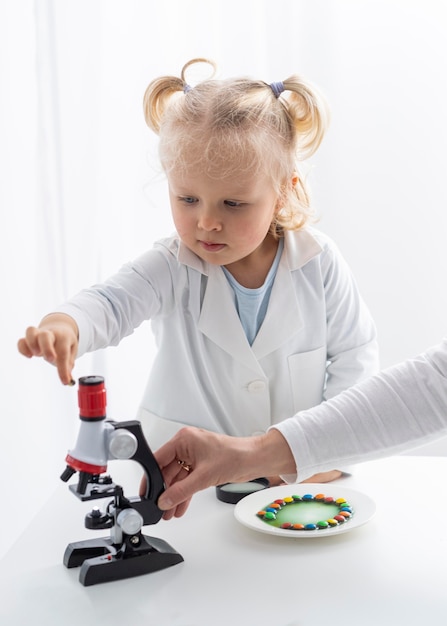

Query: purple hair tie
left=269, top=81, right=285, bottom=98
left=183, top=83, right=192, bottom=94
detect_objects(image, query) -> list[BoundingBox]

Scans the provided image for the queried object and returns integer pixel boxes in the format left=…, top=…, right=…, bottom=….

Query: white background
left=2, top=0, right=447, bottom=556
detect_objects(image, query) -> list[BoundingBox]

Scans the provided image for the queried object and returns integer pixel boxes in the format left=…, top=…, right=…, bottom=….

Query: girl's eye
left=224, top=200, right=242, bottom=208
left=180, top=196, right=196, bottom=204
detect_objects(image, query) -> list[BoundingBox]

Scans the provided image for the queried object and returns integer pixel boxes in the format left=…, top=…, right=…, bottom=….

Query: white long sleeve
left=272, top=338, right=447, bottom=482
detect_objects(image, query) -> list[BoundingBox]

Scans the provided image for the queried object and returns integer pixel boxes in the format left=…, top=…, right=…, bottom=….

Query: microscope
left=60, top=375, right=183, bottom=586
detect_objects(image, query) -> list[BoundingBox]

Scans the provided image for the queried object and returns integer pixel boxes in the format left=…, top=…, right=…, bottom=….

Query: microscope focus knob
left=117, top=508, right=144, bottom=535
left=108, top=429, right=138, bottom=460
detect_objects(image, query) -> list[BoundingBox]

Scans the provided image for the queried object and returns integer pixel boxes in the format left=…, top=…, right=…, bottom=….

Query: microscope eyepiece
left=78, top=376, right=106, bottom=420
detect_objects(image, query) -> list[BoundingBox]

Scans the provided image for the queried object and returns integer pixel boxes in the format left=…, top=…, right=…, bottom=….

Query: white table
left=1, top=455, right=446, bottom=626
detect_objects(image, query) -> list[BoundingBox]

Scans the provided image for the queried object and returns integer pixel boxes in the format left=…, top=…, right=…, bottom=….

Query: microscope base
left=64, top=534, right=184, bottom=586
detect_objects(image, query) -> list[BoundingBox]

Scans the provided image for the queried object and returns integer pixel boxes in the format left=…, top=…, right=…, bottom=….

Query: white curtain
left=2, top=0, right=447, bottom=555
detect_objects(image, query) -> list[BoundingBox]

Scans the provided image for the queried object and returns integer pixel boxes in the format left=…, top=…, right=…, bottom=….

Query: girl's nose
left=197, top=207, right=222, bottom=231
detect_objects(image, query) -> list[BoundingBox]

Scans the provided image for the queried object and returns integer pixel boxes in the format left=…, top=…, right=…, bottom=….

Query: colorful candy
left=256, top=492, right=354, bottom=531
left=263, top=511, right=276, bottom=520
left=317, top=521, right=329, bottom=529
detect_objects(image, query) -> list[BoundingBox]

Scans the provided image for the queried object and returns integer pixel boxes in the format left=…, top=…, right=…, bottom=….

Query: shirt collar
left=176, top=228, right=323, bottom=274
left=283, top=228, right=323, bottom=270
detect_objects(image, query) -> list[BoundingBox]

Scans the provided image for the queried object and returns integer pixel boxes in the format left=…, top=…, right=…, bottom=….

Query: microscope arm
left=110, top=420, right=165, bottom=526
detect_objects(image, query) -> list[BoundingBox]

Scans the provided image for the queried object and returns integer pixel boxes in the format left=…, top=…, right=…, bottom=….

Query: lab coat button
left=247, top=380, right=266, bottom=392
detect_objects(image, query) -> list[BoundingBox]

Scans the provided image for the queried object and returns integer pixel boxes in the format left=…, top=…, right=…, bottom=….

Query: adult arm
left=274, top=338, right=447, bottom=482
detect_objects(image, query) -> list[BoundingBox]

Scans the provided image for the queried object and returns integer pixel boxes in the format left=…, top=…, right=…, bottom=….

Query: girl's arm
left=17, top=313, right=79, bottom=384
left=321, top=238, right=380, bottom=398
left=17, top=246, right=172, bottom=383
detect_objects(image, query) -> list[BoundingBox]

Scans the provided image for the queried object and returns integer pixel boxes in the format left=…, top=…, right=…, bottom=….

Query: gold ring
left=177, top=459, right=192, bottom=472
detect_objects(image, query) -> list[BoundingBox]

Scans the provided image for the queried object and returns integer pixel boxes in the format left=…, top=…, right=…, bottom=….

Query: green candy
left=264, top=511, right=276, bottom=520
left=317, top=520, right=329, bottom=529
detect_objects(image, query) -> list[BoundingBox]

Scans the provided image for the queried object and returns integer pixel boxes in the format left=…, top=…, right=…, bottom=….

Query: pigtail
left=181, top=58, right=217, bottom=87
left=143, top=58, right=217, bottom=134
left=143, top=75, right=184, bottom=134
left=261, top=75, right=330, bottom=232
left=281, top=76, right=330, bottom=160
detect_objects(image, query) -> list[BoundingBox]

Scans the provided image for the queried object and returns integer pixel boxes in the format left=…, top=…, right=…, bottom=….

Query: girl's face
left=168, top=165, right=280, bottom=276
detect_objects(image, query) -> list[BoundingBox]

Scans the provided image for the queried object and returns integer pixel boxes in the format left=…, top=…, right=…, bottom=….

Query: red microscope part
left=60, top=376, right=108, bottom=493
left=60, top=375, right=183, bottom=586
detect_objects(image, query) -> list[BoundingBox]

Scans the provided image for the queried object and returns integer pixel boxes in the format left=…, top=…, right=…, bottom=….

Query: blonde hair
left=143, top=58, right=330, bottom=233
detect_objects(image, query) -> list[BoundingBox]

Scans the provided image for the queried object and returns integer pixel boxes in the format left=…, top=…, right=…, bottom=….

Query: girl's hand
left=302, top=470, right=343, bottom=483
left=17, top=313, right=79, bottom=385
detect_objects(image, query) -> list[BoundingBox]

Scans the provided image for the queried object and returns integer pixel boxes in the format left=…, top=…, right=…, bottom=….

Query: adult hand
left=17, top=313, right=79, bottom=385
left=152, top=426, right=296, bottom=519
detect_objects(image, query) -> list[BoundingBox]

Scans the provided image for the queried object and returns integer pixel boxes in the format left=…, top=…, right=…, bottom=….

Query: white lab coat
left=59, top=227, right=379, bottom=448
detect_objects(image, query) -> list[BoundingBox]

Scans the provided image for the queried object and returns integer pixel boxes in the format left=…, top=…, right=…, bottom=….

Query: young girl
left=18, top=59, right=379, bottom=482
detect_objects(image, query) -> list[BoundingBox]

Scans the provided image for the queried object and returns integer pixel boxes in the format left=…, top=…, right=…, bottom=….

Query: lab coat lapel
left=192, top=228, right=322, bottom=368
left=198, top=265, right=265, bottom=374
left=251, top=260, right=303, bottom=359
left=252, top=229, right=322, bottom=360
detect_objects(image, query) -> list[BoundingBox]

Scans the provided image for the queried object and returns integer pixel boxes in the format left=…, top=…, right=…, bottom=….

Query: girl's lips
left=199, top=241, right=226, bottom=252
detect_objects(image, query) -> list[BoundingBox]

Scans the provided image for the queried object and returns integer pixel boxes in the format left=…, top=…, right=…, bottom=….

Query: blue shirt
left=222, top=238, right=284, bottom=345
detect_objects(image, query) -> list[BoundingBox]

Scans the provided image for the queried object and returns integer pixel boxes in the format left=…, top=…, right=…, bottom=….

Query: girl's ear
left=275, top=173, right=298, bottom=212
left=274, top=194, right=284, bottom=214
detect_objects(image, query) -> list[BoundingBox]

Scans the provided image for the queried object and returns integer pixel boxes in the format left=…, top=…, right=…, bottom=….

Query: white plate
left=234, top=483, right=376, bottom=538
